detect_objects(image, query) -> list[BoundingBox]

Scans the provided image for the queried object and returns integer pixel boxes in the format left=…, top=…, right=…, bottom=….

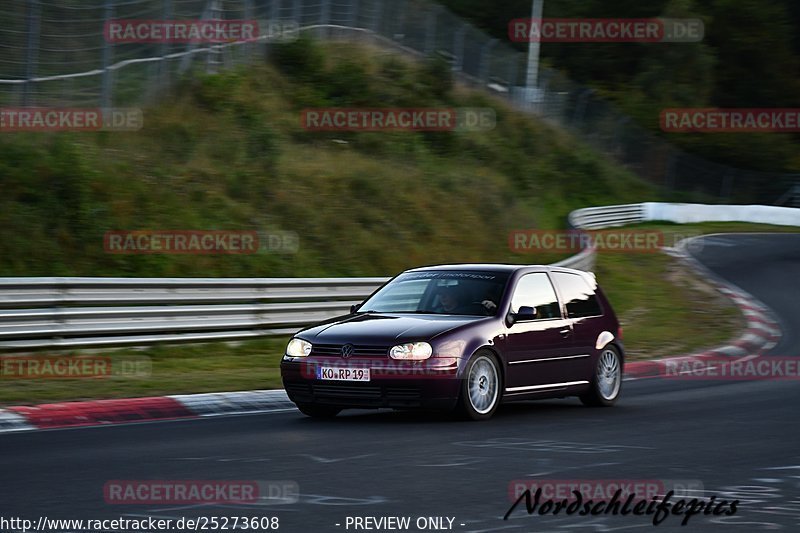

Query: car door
left=550, top=271, right=605, bottom=380
left=501, top=272, right=576, bottom=393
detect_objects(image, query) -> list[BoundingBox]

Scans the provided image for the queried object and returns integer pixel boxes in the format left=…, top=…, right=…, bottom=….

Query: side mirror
left=350, top=303, right=362, bottom=314
left=506, top=306, right=537, bottom=326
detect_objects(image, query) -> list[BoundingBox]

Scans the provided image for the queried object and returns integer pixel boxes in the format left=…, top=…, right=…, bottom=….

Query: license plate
left=317, top=367, right=371, bottom=382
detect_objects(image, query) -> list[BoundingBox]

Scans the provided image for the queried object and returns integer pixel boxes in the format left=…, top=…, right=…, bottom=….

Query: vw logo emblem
left=341, top=344, right=355, bottom=358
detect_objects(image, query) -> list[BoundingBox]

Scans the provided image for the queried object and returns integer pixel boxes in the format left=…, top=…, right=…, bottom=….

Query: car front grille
left=311, top=344, right=390, bottom=358
left=284, top=381, right=422, bottom=407
left=313, top=383, right=382, bottom=399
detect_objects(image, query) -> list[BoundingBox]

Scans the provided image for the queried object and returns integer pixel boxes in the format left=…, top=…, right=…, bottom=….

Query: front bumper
left=280, top=357, right=462, bottom=410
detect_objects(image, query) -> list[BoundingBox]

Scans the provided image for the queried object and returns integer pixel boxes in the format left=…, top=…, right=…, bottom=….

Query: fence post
left=453, top=23, right=466, bottom=72
left=775, top=180, right=800, bottom=206
left=244, top=0, right=253, bottom=61
left=206, top=0, right=222, bottom=74
left=270, top=0, right=279, bottom=22
left=293, top=0, right=302, bottom=27
left=263, top=0, right=280, bottom=60
left=794, top=181, right=800, bottom=208
left=179, top=0, right=217, bottom=75
left=394, top=0, right=406, bottom=42
left=611, top=117, right=629, bottom=158
left=24, top=0, right=41, bottom=106
left=721, top=169, right=736, bottom=201
left=664, top=152, right=677, bottom=191
left=320, top=0, right=331, bottom=38
left=571, top=88, right=591, bottom=130
left=101, top=0, right=114, bottom=108
left=159, top=0, right=173, bottom=92
left=424, top=4, right=439, bottom=55
left=479, top=38, right=497, bottom=86
left=371, top=0, right=383, bottom=34
left=507, top=59, right=518, bottom=94
left=349, top=0, right=359, bottom=29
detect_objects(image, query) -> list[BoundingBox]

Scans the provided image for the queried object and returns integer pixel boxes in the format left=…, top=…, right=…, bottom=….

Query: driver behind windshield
left=433, top=285, right=497, bottom=315
left=435, top=285, right=463, bottom=313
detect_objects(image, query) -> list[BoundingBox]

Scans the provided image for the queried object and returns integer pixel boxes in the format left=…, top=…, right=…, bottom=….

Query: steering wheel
left=468, top=300, right=497, bottom=316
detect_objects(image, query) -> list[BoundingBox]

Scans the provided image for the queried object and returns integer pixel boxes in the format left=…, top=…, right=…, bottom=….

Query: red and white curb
left=624, top=236, right=781, bottom=379
left=0, top=236, right=782, bottom=433
left=0, top=390, right=294, bottom=433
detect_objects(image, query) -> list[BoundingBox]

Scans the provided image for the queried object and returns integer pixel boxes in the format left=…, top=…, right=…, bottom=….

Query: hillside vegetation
left=0, top=38, right=656, bottom=278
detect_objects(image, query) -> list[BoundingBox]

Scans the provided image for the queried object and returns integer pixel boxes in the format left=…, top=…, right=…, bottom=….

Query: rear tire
left=580, top=346, right=622, bottom=407
left=454, top=351, right=502, bottom=421
left=297, top=403, right=341, bottom=418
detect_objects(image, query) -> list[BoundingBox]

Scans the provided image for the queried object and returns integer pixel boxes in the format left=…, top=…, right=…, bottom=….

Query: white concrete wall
left=643, top=203, right=800, bottom=227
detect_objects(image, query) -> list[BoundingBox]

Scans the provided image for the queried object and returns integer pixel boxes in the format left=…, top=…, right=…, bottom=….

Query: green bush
left=417, top=56, right=454, bottom=101
left=271, top=35, right=326, bottom=83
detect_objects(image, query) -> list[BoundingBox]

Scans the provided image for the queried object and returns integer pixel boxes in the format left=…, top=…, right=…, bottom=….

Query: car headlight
left=390, top=342, right=433, bottom=360
left=286, top=338, right=312, bottom=357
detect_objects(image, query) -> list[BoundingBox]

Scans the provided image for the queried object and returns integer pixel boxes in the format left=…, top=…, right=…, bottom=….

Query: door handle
left=559, top=329, right=571, bottom=337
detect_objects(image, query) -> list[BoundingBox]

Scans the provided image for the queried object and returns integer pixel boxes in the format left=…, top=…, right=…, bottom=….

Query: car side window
left=552, top=272, right=603, bottom=318
left=510, top=273, right=561, bottom=319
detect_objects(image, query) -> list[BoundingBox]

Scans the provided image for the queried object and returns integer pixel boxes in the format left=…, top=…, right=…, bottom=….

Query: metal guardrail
left=568, top=203, right=647, bottom=230
left=0, top=277, right=388, bottom=307
left=0, top=256, right=596, bottom=350
left=0, top=278, right=388, bottom=350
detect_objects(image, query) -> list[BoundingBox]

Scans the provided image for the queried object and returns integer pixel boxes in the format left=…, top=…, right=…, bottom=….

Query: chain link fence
left=1, top=0, right=797, bottom=204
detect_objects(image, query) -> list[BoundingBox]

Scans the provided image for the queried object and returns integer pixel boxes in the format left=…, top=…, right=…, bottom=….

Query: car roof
left=404, top=263, right=591, bottom=277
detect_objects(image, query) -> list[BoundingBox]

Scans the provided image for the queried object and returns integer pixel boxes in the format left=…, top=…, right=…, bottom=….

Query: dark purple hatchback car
left=281, top=264, right=624, bottom=420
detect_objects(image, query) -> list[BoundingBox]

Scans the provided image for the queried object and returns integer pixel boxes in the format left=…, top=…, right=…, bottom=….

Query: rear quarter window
left=551, top=272, right=603, bottom=318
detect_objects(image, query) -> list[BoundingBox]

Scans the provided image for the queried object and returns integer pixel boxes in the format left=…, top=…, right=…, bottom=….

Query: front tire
left=296, top=403, right=341, bottom=418
left=455, top=351, right=502, bottom=421
left=580, top=346, right=622, bottom=407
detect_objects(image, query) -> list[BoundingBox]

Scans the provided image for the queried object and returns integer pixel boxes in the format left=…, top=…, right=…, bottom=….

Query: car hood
left=300, top=313, right=484, bottom=345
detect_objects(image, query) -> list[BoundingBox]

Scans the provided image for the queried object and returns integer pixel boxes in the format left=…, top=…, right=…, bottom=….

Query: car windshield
left=359, top=270, right=510, bottom=316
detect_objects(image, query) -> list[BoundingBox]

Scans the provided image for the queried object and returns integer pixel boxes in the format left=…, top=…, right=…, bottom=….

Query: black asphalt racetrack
left=2, top=233, right=799, bottom=533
